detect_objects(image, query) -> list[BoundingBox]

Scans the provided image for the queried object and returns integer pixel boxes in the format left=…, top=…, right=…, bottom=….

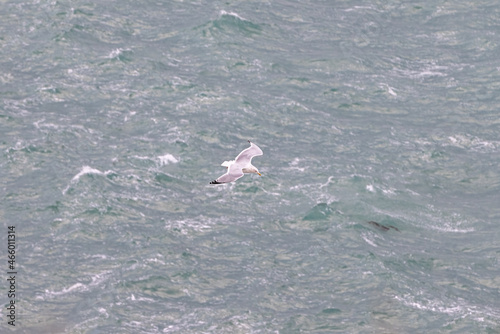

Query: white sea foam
left=219, top=10, right=247, bottom=21
left=145, top=256, right=166, bottom=265
left=395, top=295, right=462, bottom=315
left=70, top=166, right=108, bottom=182
left=428, top=224, right=474, bottom=233
left=98, top=308, right=109, bottom=318
left=344, top=6, right=377, bottom=12
left=395, top=294, right=500, bottom=325
left=90, top=270, right=112, bottom=286
left=62, top=166, right=115, bottom=194
left=287, top=157, right=306, bottom=172
left=166, top=216, right=214, bottom=234
left=128, top=294, right=155, bottom=303
left=379, top=83, right=398, bottom=96
left=366, top=184, right=375, bottom=192
left=319, top=176, right=335, bottom=189
left=37, top=283, right=87, bottom=300
left=447, top=134, right=498, bottom=152
left=107, top=48, right=128, bottom=59
left=158, top=154, right=179, bottom=166
left=361, top=232, right=378, bottom=247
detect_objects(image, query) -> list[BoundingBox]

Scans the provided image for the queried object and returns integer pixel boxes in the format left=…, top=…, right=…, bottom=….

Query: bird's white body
left=210, top=141, right=263, bottom=184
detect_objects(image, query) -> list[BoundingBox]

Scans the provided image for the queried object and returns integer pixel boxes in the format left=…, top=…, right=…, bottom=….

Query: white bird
left=210, top=141, right=263, bottom=184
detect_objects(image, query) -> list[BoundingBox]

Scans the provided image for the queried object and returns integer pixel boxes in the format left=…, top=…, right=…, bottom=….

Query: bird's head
left=243, top=166, right=261, bottom=176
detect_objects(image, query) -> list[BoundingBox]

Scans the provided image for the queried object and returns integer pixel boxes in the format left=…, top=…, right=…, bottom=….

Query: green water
left=1, top=0, right=499, bottom=332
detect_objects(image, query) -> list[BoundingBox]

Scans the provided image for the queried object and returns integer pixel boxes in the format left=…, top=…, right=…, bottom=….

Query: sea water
left=1, top=0, right=499, bottom=332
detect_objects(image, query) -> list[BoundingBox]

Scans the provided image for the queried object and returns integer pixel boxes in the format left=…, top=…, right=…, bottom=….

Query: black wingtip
left=247, top=140, right=251, bottom=143
left=210, top=180, right=222, bottom=184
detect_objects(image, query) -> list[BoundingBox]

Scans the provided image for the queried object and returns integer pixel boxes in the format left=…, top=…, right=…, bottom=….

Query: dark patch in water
left=367, top=221, right=400, bottom=232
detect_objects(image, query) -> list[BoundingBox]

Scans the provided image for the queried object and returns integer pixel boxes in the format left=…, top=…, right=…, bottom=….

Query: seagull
left=210, top=141, right=263, bottom=184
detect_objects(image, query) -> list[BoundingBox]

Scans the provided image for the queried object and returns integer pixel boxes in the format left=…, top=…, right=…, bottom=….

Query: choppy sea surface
left=1, top=0, right=500, bottom=333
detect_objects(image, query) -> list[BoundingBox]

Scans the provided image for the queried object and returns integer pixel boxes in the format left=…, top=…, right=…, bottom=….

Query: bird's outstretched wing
left=210, top=162, right=244, bottom=184
left=234, top=141, right=263, bottom=167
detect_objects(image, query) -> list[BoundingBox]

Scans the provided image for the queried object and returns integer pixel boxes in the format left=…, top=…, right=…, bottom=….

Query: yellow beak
left=258, top=172, right=262, bottom=176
